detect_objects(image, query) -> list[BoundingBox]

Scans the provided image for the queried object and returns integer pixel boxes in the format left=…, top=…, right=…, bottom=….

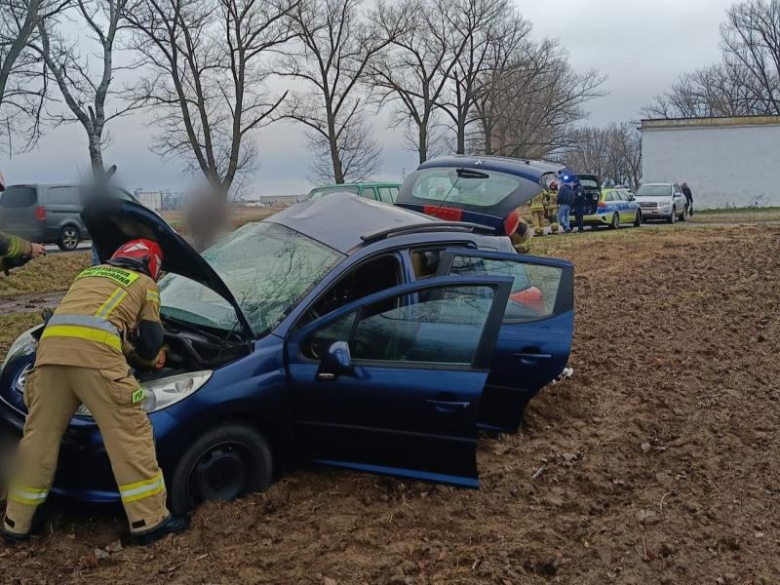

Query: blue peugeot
left=0, top=192, right=574, bottom=514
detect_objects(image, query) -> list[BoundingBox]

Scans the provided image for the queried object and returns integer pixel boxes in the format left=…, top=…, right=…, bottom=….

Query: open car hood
left=82, top=197, right=254, bottom=340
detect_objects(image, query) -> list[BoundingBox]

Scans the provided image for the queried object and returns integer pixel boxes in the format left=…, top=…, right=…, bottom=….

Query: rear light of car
left=423, top=205, right=462, bottom=222
left=35, top=206, right=46, bottom=221
left=504, top=212, right=520, bottom=236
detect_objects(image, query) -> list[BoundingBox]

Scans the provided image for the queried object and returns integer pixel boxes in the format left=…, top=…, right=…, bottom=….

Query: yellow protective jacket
left=529, top=191, right=547, bottom=211
left=36, top=265, right=162, bottom=379
left=0, top=231, right=33, bottom=273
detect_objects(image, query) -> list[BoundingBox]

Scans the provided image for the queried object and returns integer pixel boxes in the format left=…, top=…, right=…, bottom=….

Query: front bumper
left=640, top=207, right=672, bottom=219
left=0, top=358, right=180, bottom=506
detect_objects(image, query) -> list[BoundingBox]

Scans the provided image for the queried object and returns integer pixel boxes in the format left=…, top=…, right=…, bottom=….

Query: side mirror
left=317, top=341, right=353, bottom=381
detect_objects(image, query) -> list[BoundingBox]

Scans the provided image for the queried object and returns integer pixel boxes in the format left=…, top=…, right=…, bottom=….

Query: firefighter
left=508, top=209, right=532, bottom=254
left=529, top=190, right=547, bottom=237
left=546, top=181, right=560, bottom=235
left=3, top=239, right=189, bottom=546
left=1, top=232, right=45, bottom=274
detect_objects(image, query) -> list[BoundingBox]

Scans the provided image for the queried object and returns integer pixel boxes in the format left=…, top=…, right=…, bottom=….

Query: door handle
left=426, top=399, right=471, bottom=412
left=514, top=351, right=553, bottom=365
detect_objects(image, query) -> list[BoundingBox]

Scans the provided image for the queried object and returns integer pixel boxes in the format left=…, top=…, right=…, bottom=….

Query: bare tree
left=124, top=0, right=297, bottom=195
left=367, top=0, right=467, bottom=164
left=0, top=0, right=69, bottom=152
left=559, top=122, right=642, bottom=189
left=644, top=0, right=780, bottom=119
left=30, top=0, right=136, bottom=177
left=433, top=0, right=510, bottom=155
left=472, top=39, right=605, bottom=159
left=722, top=0, right=780, bottom=115
left=281, top=0, right=395, bottom=184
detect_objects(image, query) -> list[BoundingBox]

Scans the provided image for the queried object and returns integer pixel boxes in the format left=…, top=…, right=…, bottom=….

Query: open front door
left=286, top=275, right=512, bottom=488
left=437, top=249, right=574, bottom=432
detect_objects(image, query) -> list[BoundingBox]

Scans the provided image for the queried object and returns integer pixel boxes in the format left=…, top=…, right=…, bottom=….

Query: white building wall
left=641, top=118, right=780, bottom=209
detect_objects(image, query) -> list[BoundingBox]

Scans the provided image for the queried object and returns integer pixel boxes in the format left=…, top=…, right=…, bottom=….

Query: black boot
left=3, top=530, right=30, bottom=546
left=130, top=515, right=189, bottom=546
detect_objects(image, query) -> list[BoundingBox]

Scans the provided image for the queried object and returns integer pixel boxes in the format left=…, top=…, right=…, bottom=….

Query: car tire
left=610, top=212, right=620, bottom=229
left=680, top=207, right=687, bottom=222
left=168, top=423, right=274, bottom=515
left=57, top=226, right=81, bottom=251
left=668, top=208, right=676, bottom=224
left=634, top=210, right=642, bottom=227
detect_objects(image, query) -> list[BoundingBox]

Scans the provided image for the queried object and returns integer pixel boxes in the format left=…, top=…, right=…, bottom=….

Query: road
left=44, top=241, right=91, bottom=255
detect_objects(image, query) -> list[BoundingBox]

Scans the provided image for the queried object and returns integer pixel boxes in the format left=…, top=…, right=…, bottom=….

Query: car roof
left=268, top=192, right=444, bottom=254
left=418, top=155, right=561, bottom=182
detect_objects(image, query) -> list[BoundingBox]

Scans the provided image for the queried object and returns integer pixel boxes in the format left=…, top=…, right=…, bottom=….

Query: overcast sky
left=1, top=0, right=736, bottom=197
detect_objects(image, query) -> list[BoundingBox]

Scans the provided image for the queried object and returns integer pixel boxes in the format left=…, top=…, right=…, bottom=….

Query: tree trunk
left=418, top=123, right=428, bottom=164
left=456, top=122, right=466, bottom=155
left=89, top=133, right=105, bottom=177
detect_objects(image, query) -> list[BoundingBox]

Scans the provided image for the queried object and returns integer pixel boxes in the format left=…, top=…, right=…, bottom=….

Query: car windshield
left=309, top=185, right=360, bottom=199
left=638, top=184, right=672, bottom=197
left=409, top=168, right=521, bottom=207
left=159, top=222, right=345, bottom=335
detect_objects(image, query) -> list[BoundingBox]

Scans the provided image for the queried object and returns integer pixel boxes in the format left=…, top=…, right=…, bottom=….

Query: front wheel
left=634, top=210, right=642, bottom=227
left=680, top=206, right=687, bottom=222
left=168, top=423, right=274, bottom=515
left=57, top=226, right=81, bottom=251
left=610, top=212, right=620, bottom=229
left=668, top=208, right=676, bottom=224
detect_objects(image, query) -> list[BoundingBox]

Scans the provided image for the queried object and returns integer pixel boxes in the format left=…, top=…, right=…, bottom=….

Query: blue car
left=0, top=193, right=574, bottom=514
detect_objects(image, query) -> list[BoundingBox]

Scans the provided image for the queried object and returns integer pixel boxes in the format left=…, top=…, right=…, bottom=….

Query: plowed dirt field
left=2, top=225, right=779, bottom=585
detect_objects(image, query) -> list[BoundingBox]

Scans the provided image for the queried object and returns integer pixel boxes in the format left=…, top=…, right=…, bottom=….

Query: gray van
left=0, top=184, right=138, bottom=250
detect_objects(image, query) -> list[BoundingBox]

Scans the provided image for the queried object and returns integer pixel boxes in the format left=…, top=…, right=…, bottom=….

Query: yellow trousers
left=4, top=365, right=169, bottom=536
left=531, top=210, right=545, bottom=236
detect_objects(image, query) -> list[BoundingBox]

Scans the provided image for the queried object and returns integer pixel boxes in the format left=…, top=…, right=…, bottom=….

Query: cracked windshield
left=159, top=222, right=344, bottom=333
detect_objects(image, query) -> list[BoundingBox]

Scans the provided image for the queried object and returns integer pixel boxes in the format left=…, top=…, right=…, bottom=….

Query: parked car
left=0, top=184, right=139, bottom=250
left=572, top=187, right=642, bottom=229
left=635, top=183, right=688, bottom=223
left=308, top=183, right=401, bottom=204
left=395, top=156, right=562, bottom=235
left=0, top=193, right=573, bottom=513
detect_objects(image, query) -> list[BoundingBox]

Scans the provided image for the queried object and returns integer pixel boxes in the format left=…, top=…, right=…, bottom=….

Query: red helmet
left=110, top=239, right=164, bottom=280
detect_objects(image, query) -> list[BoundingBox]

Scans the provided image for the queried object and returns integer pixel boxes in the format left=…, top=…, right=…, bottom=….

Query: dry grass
left=0, top=312, right=43, bottom=361
left=0, top=253, right=90, bottom=298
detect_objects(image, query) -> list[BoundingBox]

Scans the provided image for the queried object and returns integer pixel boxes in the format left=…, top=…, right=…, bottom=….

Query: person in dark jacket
left=573, top=180, right=586, bottom=233
left=556, top=181, right=575, bottom=233
left=681, top=183, right=693, bottom=217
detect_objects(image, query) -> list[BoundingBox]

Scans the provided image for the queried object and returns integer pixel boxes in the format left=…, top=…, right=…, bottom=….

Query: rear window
left=0, top=186, right=37, bottom=208
left=409, top=168, right=521, bottom=207
left=579, top=178, right=599, bottom=190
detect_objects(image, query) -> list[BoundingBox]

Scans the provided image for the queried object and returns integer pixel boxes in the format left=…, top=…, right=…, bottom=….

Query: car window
left=0, top=186, right=37, bottom=207
left=408, top=168, right=522, bottom=207
left=297, top=254, right=402, bottom=329
left=605, top=192, right=615, bottom=202
left=638, top=184, right=673, bottom=197
left=444, top=254, right=564, bottom=321
left=306, top=284, right=497, bottom=365
left=377, top=187, right=396, bottom=204
left=359, top=187, right=378, bottom=201
left=47, top=186, right=81, bottom=205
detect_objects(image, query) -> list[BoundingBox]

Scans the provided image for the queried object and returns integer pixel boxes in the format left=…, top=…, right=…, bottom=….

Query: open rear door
left=437, top=249, right=574, bottom=432
left=286, top=275, right=512, bottom=487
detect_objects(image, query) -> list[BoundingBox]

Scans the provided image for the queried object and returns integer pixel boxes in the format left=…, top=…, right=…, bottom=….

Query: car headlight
left=72, top=371, right=211, bottom=417
left=0, top=328, right=39, bottom=378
